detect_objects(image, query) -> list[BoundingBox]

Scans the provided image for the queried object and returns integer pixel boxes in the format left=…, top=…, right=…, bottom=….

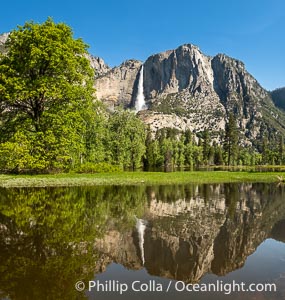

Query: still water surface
left=0, top=183, right=284, bottom=299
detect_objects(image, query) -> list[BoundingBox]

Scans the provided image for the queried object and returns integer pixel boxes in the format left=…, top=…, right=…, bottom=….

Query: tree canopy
left=0, top=18, right=99, bottom=172
left=0, top=18, right=94, bottom=133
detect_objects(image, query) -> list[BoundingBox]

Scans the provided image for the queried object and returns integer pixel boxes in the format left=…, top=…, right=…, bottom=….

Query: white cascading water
left=135, top=217, right=147, bottom=265
left=135, top=66, right=146, bottom=112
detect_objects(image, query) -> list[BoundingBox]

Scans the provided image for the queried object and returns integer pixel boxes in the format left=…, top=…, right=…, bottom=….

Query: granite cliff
left=94, top=59, right=142, bottom=109
left=88, top=55, right=110, bottom=77
left=93, top=44, right=285, bottom=147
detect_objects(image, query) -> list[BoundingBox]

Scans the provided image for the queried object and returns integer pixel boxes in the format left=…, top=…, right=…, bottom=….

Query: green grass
left=0, top=171, right=284, bottom=187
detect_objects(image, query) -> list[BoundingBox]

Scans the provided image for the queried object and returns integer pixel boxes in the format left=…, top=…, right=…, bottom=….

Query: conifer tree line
left=0, top=19, right=284, bottom=173
left=143, top=117, right=285, bottom=170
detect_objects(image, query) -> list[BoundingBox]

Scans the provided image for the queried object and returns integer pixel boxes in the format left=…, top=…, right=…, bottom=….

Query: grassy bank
left=0, top=171, right=284, bottom=187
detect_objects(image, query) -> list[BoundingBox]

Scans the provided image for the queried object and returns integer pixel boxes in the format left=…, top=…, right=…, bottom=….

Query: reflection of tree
left=146, top=184, right=225, bottom=204
left=146, top=184, right=198, bottom=203
left=0, top=186, right=147, bottom=300
left=224, top=183, right=239, bottom=218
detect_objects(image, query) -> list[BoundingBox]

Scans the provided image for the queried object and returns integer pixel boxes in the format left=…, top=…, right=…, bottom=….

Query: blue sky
left=0, top=0, right=284, bottom=90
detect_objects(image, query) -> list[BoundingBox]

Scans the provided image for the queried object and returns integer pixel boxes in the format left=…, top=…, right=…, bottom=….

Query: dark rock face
left=271, top=87, right=285, bottom=111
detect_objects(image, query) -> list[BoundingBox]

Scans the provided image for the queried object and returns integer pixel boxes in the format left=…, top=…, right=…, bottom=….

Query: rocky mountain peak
left=212, top=54, right=246, bottom=78
left=180, top=43, right=200, bottom=50
left=94, top=43, right=285, bottom=146
left=88, top=55, right=110, bottom=78
left=94, top=59, right=142, bottom=108
left=143, top=44, right=214, bottom=100
left=121, top=59, right=142, bottom=68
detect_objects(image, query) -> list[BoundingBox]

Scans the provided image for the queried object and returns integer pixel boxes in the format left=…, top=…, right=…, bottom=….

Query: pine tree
left=224, top=113, right=239, bottom=166
left=278, top=135, right=284, bottom=165
left=261, top=136, right=269, bottom=164
left=144, top=126, right=153, bottom=169
left=202, top=130, right=210, bottom=164
left=183, top=130, right=194, bottom=168
left=184, top=129, right=192, bottom=145
left=214, top=146, right=224, bottom=165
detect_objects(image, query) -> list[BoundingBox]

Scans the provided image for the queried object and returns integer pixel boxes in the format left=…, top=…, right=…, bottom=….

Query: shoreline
left=0, top=171, right=284, bottom=188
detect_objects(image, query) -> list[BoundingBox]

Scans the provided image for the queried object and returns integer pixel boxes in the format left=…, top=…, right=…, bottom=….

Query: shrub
left=74, top=162, right=122, bottom=173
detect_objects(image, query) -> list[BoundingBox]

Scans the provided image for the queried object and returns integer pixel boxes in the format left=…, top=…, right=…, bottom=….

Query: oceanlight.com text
left=174, top=280, right=277, bottom=294
left=75, top=279, right=277, bottom=295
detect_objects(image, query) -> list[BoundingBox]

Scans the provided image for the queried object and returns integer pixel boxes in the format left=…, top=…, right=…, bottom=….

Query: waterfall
left=135, top=66, right=146, bottom=112
left=135, top=217, right=147, bottom=265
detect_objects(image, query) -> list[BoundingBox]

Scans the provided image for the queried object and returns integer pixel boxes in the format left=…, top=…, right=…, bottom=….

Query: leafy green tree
left=171, top=139, right=179, bottom=167
left=176, top=135, right=185, bottom=167
left=161, top=138, right=173, bottom=171
left=0, top=131, right=34, bottom=171
left=83, top=102, right=110, bottom=164
left=144, top=126, right=153, bottom=169
left=192, top=145, right=203, bottom=167
left=238, top=148, right=252, bottom=166
left=108, top=110, right=146, bottom=170
left=0, top=18, right=98, bottom=172
left=254, top=152, right=262, bottom=165
left=184, top=143, right=194, bottom=168
left=145, top=140, right=163, bottom=168
left=0, top=18, right=94, bottom=133
left=143, top=127, right=166, bottom=169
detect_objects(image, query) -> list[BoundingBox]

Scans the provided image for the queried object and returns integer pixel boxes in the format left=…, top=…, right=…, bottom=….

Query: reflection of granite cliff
left=94, top=184, right=285, bottom=282
left=271, top=219, right=285, bottom=243
left=212, top=184, right=285, bottom=275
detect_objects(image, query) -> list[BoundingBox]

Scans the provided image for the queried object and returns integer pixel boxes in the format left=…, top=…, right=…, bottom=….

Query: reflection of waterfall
left=136, top=218, right=147, bottom=265
left=135, top=66, right=146, bottom=112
